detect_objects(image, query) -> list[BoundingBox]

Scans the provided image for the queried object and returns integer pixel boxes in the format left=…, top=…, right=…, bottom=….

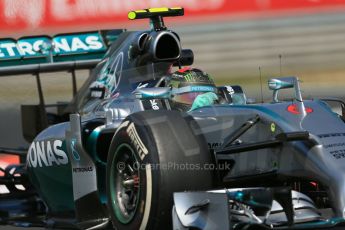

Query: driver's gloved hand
left=189, top=92, right=218, bottom=112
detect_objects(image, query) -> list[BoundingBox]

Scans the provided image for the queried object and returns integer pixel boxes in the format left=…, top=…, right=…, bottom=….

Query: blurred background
left=0, top=0, right=345, bottom=148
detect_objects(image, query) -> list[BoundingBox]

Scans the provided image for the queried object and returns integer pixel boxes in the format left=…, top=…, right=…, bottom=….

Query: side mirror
left=268, top=78, right=294, bottom=91
left=134, top=87, right=171, bottom=100
left=268, top=77, right=299, bottom=103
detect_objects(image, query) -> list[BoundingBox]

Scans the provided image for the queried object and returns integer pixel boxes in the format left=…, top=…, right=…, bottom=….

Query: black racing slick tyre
left=106, top=110, right=214, bottom=230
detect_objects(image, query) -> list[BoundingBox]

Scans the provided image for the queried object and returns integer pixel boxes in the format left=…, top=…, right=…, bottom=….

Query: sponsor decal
left=127, top=123, right=148, bottom=160
left=53, top=33, right=104, bottom=53
left=225, top=86, right=235, bottom=95
left=329, top=149, right=345, bottom=159
left=73, top=167, right=93, bottom=173
left=270, top=123, right=276, bottom=133
left=182, top=71, right=214, bottom=83
left=190, top=85, right=216, bottom=92
left=27, top=140, right=68, bottom=168
left=324, top=142, right=345, bottom=149
left=142, top=99, right=164, bottom=111
left=318, top=133, right=345, bottom=138
left=287, top=104, right=313, bottom=115
left=208, top=142, right=222, bottom=149
left=0, top=32, right=106, bottom=60
left=1, top=0, right=345, bottom=32
left=322, top=141, right=345, bottom=159
left=90, top=87, right=105, bottom=98
left=184, top=72, right=196, bottom=82
left=136, top=82, right=149, bottom=89
left=150, top=99, right=159, bottom=110
left=132, top=81, right=159, bottom=91
left=115, top=121, right=130, bottom=136
left=71, top=138, right=80, bottom=161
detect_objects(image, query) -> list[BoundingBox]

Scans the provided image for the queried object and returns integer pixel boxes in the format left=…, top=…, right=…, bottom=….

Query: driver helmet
left=168, top=67, right=218, bottom=112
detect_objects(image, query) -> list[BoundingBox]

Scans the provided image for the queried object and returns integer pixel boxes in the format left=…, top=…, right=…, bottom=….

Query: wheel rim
left=110, top=143, right=140, bottom=224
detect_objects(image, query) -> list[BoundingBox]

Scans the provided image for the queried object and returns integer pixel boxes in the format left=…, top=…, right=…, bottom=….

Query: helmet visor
left=173, top=92, right=206, bottom=105
left=171, top=85, right=217, bottom=105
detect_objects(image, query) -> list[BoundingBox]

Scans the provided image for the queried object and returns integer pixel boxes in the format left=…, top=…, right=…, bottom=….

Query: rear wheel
left=106, top=110, right=214, bottom=229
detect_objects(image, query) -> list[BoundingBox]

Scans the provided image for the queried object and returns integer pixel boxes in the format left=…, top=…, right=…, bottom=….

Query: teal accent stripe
left=87, top=126, right=107, bottom=166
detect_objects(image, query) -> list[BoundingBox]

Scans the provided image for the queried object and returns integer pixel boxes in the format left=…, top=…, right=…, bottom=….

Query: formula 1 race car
left=1, top=7, right=345, bottom=230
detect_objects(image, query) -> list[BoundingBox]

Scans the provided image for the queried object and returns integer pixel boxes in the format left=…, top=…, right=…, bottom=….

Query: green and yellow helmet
left=167, top=67, right=217, bottom=111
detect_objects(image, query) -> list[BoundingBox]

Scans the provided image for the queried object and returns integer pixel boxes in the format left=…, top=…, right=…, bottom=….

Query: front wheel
left=106, top=110, right=214, bottom=229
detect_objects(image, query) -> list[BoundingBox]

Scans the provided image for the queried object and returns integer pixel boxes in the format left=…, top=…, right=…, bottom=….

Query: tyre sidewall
left=107, top=111, right=214, bottom=229
left=107, top=120, right=160, bottom=230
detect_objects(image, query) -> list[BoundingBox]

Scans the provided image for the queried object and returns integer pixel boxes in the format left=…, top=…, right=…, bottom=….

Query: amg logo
left=27, top=140, right=68, bottom=168
left=127, top=123, right=148, bottom=160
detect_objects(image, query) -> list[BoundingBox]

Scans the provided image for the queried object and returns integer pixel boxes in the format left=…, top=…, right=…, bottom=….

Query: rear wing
left=0, top=29, right=124, bottom=143
left=0, top=29, right=124, bottom=74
